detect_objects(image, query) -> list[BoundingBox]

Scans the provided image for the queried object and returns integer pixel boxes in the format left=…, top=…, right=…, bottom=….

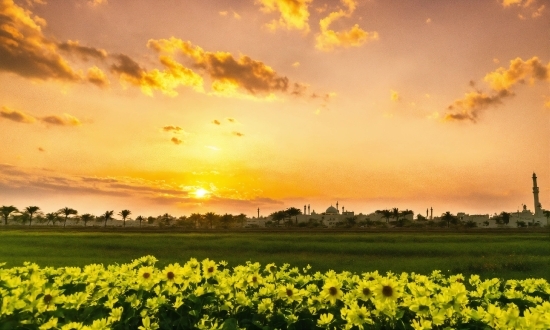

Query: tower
left=257, top=208, right=260, bottom=218
left=308, top=204, right=310, bottom=215
left=430, top=207, right=433, bottom=220
left=533, top=173, right=542, bottom=216
left=304, top=205, right=306, bottom=215
left=336, top=201, right=339, bottom=213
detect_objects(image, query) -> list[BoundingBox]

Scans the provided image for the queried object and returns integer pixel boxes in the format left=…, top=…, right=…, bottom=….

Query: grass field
left=0, top=228, right=548, bottom=281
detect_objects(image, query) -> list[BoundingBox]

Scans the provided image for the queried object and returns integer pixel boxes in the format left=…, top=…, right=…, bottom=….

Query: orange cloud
left=57, top=40, right=108, bottom=61
left=0, top=106, right=36, bottom=123
left=445, top=57, right=549, bottom=122
left=390, top=90, right=400, bottom=102
left=88, top=0, right=107, bottom=6
left=162, top=125, right=184, bottom=133
left=0, top=0, right=81, bottom=81
left=171, top=137, right=183, bottom=145
left=110, top=53, right=204, bottom=97
left=483, top=56, right=549, bottom=91
left=500, top=0, right=546, bottom=18
left=315, top=0, right=378, bottom=51
left=148, top=38, right=292, bottom=97
left=86, top=66, right=109, bottom=88
left=256, top=0, right=312, bottom=33
left=41, top=113, right=82, bottom=126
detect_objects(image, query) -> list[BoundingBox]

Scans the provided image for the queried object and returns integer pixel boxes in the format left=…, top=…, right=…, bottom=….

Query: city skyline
left=0, top=0, right=549, bottom=217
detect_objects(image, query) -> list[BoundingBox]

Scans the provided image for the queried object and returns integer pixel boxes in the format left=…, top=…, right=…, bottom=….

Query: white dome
left=326, top=206, right=338, bottom=214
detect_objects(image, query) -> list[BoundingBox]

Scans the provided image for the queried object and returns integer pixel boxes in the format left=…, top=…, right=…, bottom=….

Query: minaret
left=533, top=173, right=542, bottom=216
left=336, top=201, right=339, bottom=213
left=342, top=206, right=344, bottom=214
left=304, top=205, right=306, bottom=215
left=430, top=207, right=433, bottom=220
left=257, top=208, right=260, bottom=218
left=308, top=204, right=310, bottom=215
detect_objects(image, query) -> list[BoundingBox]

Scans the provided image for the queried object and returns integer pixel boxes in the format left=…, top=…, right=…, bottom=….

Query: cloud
left=41, top=113, right=82, bottom=126
left=390, top=90, right=400, bottom=102
left=315, top=0, right=378, bottom=51
left=86, top=66, right=109, bottom=87
left=545, top=97, right=550, bottom=109
left=0, top=0, right=82, bottom=82
left=500, top=0, right=546, bottom=18
left=483, top=56, right=549, bottom=91
left=147, top=38, right=292, bottom=97
left=426, top=18, right=431, bottom=23
left=0, top=106, right=36, bottom=123
left=57, top=40, right=107, bottom=61
left=162, top=125, right=184, bottom=132
left=256, top=0, right=312, bottom=33
left=232, top=131, right=244, bottom=137
left=227, top=118, right=236, bottom=123
left=445, top=90, right=513, bottom=122
left=219, top=11, right=228, bottom=16
left=38, top=147, right=44, bottom=152
left=445, top=57, right=549, bottom=122
left=171, top=137, right=183, bottom=145
left=110, top=53, right=204, bottom=97
left=212, top=120, right=221, bottom=125
left=292, top=61, right=300, bottom=67
left=88, top=0, right=107, bottom=6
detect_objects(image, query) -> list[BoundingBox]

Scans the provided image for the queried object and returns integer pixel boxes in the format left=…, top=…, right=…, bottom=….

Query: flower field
left=1, top=256, right=549, bottom=330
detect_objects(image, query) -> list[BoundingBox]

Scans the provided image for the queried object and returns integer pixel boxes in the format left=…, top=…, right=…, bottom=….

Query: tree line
left=0, top=205, right=248, bottom=229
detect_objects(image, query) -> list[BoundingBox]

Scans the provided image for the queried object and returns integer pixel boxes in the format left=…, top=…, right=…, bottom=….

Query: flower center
left=456, top=278, right=463, bottom=283
left=167, top=271, right=175, bottom=280
left=143, top=272, right=150, bottom=279
left=382, top=285, right=393, bottom=297
left=43, top=294, right=52, bottom=303
left=252, top=276, right=257, bottom=282
left=286, top=289, right=293, bottom=297
left=368, top=277, right=374, bottom=281
left=362, top=288, right=371, bottom=295
left=270, top=266, right=276, bottom=272
left=207, top=266, right=214, bottom=273
left=329, top=287, right=338, bottom=296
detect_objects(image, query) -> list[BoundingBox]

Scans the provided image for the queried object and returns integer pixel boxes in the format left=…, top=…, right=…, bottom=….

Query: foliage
left=0, top=256, right=549, bottom=329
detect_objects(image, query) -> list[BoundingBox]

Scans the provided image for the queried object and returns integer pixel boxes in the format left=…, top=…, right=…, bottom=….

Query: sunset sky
left=0, top=0, right=549, bottom=218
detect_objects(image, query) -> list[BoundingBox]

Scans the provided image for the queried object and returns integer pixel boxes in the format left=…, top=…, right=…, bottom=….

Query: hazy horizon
left=0, top=0, right=548, bottom=218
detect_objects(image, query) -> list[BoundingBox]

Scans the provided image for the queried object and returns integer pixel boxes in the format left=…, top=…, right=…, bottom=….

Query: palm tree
left=1, top=206, right=19, bottom=225
left=375, top=209, right=392, bottom=223
left=441, top=211, right=456, bottom=228
left=80, top=213, right=94, bottom=227
left=59, top=207, right=78, bottom=228
left=135, top=215, right=144, bottom=228
left=392, top=207, right=400, bottom=222
left=102, top=210, right=114, bottom=227
left=118, top=209, right=131, bottom=227
left=235, top=213, right=247, bottom=228
left=203, top=212, right=218, bottom=229
left=219, top=213, right=234, bottom=228
left=24, top=206, right=40, bottom=226
left=45, top=212, right=59, bottom=226
left=188, top=213, right=202, bottom=229
left=543, top=210, right=550, bottom=227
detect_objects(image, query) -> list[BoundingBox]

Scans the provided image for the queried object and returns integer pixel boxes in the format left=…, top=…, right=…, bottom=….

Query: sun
left=194, top=188, right=209, bottom=198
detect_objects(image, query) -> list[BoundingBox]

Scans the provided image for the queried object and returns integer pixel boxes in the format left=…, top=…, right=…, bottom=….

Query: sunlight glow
left=194, top=188, right=209, bottom=198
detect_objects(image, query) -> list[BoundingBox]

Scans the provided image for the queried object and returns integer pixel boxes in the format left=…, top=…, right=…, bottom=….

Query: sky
left=0, top=0, right=549, bottom=218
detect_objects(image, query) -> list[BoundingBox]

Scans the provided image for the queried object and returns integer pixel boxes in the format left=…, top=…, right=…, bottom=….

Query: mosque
left=246, top=173, right=546, bottom=228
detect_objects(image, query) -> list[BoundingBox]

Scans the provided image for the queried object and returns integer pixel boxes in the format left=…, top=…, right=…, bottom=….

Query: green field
left=0, top=229, right=548, bottom=281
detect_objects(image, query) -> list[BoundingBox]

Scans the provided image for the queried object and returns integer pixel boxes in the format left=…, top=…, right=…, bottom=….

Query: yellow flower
left=375, top=278, right=402, bottom=302
left=39, top=317, right=58, bottom=330
left=201, top=259, right=217, bottom=279
left=356, top=281, right=375, bottom=301
left=278, top=284, right=302, bottom=303
left=258, top=298, right=273, bottom=314
left=317, top=313, right=334, bottom=327
left=138, top=316, right=159, bottom=330
left=247, top=273, right=263, bottom=288
left=411, top=318, right=432, bottom=330
left=321, top=279, right=343, bottom=305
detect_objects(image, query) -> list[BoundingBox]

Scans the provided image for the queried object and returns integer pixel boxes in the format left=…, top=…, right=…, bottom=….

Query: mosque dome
left=326, top=205, right=338, bottom=214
